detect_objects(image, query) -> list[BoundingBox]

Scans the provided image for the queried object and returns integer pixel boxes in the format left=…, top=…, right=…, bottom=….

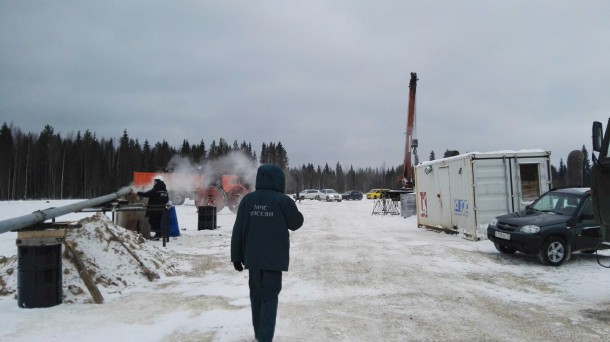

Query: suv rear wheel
left=538, top=236, right=569, bottom=266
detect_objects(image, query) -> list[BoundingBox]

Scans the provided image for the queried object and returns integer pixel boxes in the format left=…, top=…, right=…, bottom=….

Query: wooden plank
left=18, top=229, right=66, bottom=240
left=104, top=224, right=159, bottom=281
left=63, top=240, right=104, bottom=304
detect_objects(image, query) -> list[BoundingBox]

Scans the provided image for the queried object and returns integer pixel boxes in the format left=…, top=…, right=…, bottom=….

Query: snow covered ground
left=1, top=197, right=610, bottom=341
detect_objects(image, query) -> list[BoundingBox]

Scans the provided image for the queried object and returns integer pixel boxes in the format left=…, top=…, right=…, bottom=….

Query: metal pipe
left=0, top=187, right=133, bottom=234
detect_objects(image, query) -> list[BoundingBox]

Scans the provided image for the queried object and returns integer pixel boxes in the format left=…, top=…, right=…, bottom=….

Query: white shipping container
left=414, top=150, right=552, bottom=240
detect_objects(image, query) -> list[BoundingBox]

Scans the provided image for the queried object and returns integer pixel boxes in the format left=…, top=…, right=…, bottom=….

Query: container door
left=438, top=166, right=452, bottom=228
left=519, top=163, right=542, bottom=202
left=514, top=158, right=551, bottom=209
left=472, top=158, right=514, bottom=224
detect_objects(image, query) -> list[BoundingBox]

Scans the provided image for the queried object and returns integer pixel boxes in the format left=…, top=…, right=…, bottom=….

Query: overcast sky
left=1, top=1, right=609, bottom=169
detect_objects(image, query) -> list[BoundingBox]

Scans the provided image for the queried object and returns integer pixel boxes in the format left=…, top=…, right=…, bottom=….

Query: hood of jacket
left=154, top=181, right=167, bottom=191
left=255, top=164, right=285, bottom=193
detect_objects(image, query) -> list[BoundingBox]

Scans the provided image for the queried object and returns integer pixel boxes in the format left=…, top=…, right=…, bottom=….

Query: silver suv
left=319, top=189, right=342, bottom=202
left=300, top=189, right=321, bottom=200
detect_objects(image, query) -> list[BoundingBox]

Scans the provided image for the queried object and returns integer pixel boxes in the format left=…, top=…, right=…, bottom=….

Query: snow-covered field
left=1, top=197, right=610, bottom=341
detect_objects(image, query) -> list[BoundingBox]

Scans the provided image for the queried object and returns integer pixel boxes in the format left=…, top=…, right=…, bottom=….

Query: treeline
left=0, top=123, right=405, bottom=199
left=288, top=163, right=405, bottom=195
left=0, top=123, right=591, bottom=200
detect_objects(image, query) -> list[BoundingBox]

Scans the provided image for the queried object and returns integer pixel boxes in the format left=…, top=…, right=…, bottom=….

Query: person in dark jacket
left=294, top=188, right=301, bottom=203
left=137, top=176, right=169, bottom=240
left=231, top=164, right=304, bottom=342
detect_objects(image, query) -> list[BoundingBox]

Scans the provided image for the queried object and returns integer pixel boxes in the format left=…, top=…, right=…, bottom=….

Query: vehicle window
left=556, top=196, right=580, bottom=213
left=580, top=197, right=593, bottom=219
left=536, top=194, right=554, bottom=210
left=532, top=192, right=582, bottom=215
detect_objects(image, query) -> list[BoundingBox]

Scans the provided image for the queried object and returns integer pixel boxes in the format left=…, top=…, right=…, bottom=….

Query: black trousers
left=148, top=215, right=162, bottom=233
left=249, top=269, right=282, bottom=342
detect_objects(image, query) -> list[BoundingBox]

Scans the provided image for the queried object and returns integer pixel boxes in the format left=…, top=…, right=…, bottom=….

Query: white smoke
left=201, top=151, right=259, bottom=189
left=165, top=155, right=203, bottom=191
left=161, top=151, right=259, bottom=193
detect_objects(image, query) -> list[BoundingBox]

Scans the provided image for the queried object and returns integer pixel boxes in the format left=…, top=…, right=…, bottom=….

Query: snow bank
left=0, top=213, right=178, bottom=304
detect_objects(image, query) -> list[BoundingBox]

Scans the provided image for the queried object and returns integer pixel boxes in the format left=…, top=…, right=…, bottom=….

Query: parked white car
left=300, top=189, right=321, bottom=200
left=319, top=189, right=342, bottom=202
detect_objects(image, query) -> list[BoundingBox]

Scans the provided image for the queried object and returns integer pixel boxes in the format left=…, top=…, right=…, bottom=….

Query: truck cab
left=591, top=119, right=610, bottom=243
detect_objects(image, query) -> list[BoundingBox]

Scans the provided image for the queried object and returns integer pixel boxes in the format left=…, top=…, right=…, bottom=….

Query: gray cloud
left=1, top=1, right=609, bottom=168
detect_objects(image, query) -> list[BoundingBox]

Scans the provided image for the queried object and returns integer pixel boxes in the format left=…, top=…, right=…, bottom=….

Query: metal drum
left=17, top=244, right=62, bottom=308
left=198, top=206, right=217, bottom=230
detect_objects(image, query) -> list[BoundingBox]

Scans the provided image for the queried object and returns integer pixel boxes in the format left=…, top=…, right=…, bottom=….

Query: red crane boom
left=403, top=72, right=418, bottom=189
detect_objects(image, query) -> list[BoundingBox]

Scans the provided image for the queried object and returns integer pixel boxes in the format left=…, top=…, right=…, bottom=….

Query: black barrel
left=198, top=206, right=217, bottom=230
left=17, top=244, right=63, bottom=308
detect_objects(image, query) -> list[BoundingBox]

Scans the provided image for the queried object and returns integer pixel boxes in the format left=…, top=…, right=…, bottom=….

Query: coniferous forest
left=0, top=123, right=592, bottom=200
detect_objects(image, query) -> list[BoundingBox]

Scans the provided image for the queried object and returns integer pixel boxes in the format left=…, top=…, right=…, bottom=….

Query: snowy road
left=1, top=198, right=609, bottom=341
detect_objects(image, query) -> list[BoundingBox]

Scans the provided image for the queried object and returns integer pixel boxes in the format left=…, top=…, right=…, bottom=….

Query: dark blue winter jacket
left=231, top=164, right=304, bottom=271
left=137, top=180, right=169, bottom=218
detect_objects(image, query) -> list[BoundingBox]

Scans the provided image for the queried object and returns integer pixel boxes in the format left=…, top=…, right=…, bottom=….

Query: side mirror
left=593, top=121, right=603, bottom=152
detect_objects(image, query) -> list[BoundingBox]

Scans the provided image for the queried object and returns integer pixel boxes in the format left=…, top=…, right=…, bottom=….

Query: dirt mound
left=0, top=213, right=177, bottom=304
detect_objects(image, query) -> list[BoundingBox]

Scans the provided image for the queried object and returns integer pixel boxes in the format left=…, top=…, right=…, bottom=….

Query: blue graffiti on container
left=454, top=199, right=469, bottom=216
